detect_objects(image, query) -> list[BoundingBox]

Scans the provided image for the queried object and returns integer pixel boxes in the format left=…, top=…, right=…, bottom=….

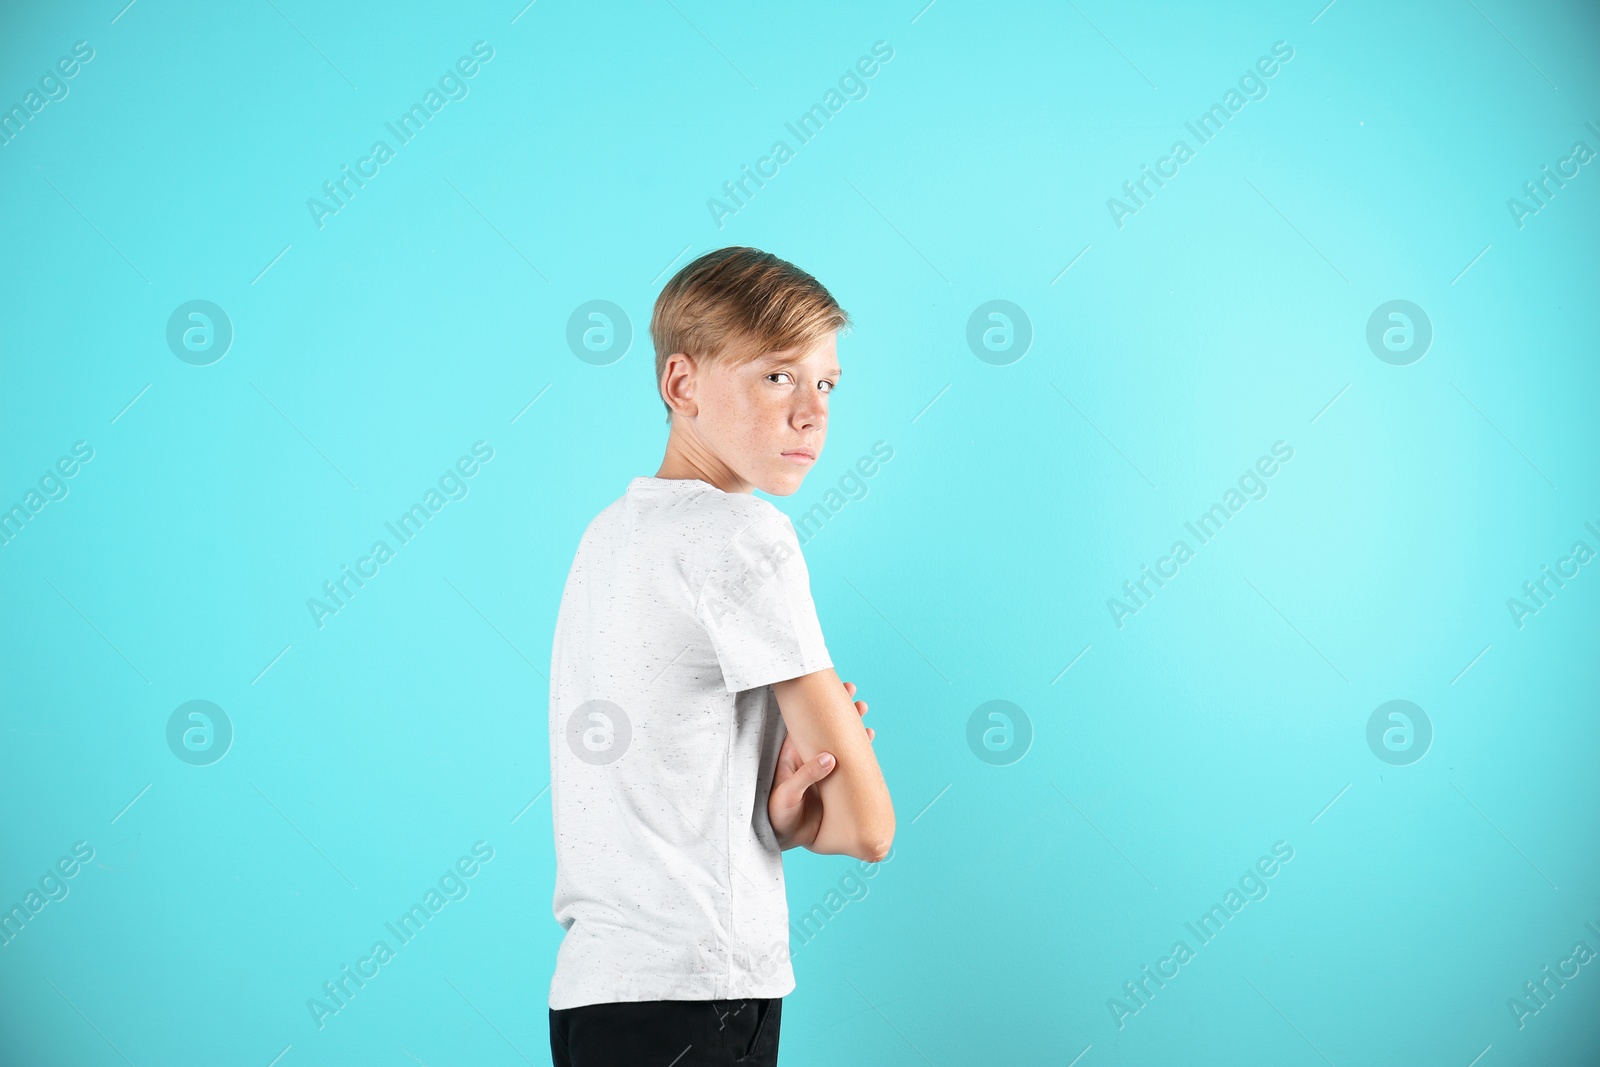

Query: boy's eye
left=768, top=372, right=835, bottom=393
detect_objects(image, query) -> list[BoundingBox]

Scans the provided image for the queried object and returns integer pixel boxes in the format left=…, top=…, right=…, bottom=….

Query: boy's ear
left=661, top=352, right=699, bottom=418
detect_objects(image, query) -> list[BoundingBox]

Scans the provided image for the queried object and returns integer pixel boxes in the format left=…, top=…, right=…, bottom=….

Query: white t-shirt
left=547, top=475, right=833, bottom=1010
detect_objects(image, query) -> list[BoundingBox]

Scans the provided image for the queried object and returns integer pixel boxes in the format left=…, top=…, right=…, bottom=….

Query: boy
left=546, top=246, right=895, bottom=1066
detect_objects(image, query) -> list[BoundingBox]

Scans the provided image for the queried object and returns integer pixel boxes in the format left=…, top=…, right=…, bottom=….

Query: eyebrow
left=768, top=355, right=841, bottom=378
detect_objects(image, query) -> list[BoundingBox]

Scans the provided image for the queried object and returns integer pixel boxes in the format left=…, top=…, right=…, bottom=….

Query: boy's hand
left=768, top=680, right=873, bottom=851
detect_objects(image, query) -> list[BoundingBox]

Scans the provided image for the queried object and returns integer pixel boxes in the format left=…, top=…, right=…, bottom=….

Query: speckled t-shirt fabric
left=547, top=476, right=833, bottom=1010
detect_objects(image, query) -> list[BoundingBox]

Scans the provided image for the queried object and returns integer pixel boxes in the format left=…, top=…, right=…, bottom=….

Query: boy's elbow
left=816, top=813, right=894, bottom=862
left=860, top=815, right=894, bottom=863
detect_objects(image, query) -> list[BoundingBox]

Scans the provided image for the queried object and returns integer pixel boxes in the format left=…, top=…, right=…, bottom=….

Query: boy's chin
left=756, top=471, right=807, bottom=497
left=758, top=482, right=801, bottom=497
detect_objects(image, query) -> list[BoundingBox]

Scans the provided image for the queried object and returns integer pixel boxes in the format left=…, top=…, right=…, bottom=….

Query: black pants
left=550, top=997, right=782, bottom=1066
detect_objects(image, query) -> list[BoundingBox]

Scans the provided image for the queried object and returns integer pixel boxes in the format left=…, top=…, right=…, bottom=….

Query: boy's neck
left=656, top=439, right=750, bottom=494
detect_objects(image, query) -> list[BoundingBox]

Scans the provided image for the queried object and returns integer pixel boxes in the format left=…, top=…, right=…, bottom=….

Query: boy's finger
left=773, top=752, right=836, bottom=808
left=804, top=752, right=836, bottom=788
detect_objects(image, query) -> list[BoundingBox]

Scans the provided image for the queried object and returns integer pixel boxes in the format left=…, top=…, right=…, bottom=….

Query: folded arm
left=770, top=668, right=894, bottom=862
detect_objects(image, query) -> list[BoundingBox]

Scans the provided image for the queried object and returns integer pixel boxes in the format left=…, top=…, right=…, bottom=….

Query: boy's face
left=662, top=332, right=839, bottom=497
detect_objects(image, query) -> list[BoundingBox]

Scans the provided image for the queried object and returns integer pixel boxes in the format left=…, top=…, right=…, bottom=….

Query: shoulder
left=713, top=496, right=798, bottom=554
left=682, top=495, right=805, bottom=594
left=671, top=487, right=791, bottom=543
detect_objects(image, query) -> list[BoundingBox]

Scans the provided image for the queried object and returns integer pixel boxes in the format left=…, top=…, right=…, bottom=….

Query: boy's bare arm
left=771, top=667, right=894, bottom=861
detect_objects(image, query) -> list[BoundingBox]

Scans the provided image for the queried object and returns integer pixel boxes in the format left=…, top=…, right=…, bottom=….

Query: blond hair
left=650, top=246, right=851, bottom=420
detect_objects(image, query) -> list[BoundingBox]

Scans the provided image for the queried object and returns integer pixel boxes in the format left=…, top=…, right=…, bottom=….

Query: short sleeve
left=695, top=512, right=832, bottom=693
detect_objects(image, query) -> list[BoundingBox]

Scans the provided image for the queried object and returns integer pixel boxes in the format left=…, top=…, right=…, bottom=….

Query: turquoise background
left=2, top=0, right=1598, bottom=1063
